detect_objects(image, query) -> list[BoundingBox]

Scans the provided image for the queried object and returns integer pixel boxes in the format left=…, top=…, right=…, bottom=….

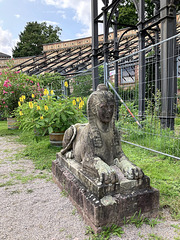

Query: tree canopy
left=12, top=21, right=62, bottom=58
left=115, top=0, right=155, bottom=29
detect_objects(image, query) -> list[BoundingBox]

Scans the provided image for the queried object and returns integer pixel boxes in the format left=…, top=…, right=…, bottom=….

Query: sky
left=0, top=0, right=104, bottom=56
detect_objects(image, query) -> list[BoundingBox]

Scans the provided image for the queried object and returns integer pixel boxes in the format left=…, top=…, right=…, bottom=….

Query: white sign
left=109, top=70, right=115, bottom=76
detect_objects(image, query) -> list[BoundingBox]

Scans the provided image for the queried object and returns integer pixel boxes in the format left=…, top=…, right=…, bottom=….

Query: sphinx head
left=87, top=84, right=115, bottom=124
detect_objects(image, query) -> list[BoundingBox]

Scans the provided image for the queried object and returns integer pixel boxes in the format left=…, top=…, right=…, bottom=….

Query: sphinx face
left=97, top=101, right=114, bottom=123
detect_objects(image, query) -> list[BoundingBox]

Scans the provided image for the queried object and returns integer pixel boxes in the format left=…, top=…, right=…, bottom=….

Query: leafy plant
left=0, top=60, right=43, bottom=117
left=85, top=224, right=124, bottom=240
left=148, top=233, right=165, bottom=240
left=145, top=218, right=160, bottom=228
left=178, top=78, right=180, bottom=90
left=117, top=89, right=180, bottom=159
left=124, top=210, right=144, bottom=228
left=124, top=210, right=160, bottom=229
left=38, top=72, right=65, bottom=97
left=70, top=73, right=93, bottom=97
left=60, top=189, right=69, bottom=197
left=15, top=89, right=86, bottom=136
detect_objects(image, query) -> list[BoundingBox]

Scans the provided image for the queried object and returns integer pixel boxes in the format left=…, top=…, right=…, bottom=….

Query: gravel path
left=0, top=136, right=179, bottom=240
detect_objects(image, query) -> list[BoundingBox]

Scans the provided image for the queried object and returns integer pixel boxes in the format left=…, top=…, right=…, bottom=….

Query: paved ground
left=0, top=136, right=179, bottom=240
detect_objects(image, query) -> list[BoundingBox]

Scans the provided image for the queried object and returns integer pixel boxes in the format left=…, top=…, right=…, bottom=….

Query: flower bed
left=0, top=60, right=43, bottom=118
left=15, top=88, right=86, bottom=136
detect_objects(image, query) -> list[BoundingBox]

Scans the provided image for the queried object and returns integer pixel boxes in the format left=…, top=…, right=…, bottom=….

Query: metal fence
left=65, top=33, right=180, bottom=160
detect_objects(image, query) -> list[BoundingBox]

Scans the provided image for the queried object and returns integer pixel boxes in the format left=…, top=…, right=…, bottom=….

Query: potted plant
left=0, top=60, right=43, bottom=129
left=15, top=89, right=86, bottom=146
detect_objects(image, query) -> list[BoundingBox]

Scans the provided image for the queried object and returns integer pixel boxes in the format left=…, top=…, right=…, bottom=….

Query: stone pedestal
left=52, top=153, right=159, bottom=233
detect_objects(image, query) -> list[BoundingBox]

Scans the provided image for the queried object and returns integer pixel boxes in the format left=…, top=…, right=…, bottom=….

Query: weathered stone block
left=52, top=160, right=159, bottom=233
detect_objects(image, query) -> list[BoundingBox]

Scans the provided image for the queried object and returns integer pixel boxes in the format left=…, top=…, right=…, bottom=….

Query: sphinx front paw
left=123, top=166, right=144, bottom=180
left=94, top=157, right=117, bottom=184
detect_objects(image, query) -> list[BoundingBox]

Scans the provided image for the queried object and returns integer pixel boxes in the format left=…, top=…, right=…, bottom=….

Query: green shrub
left=38, top=72, right=65, bottom=96
left=15, top=89, right=86, bottom=136
left=0, top=60, right=43, bottom=117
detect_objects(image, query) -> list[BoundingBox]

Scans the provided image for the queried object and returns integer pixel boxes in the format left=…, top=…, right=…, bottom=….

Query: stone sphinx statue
left=54, top=83, right=158, bottom=229
left=61, top=84, right=144, bottom=185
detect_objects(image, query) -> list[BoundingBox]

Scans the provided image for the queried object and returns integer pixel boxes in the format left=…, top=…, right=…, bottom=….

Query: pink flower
left=5, top=105, right=8, bottom=108
left=3, top=79, right=11, bottom=87
left=15, top=71, right=20, bottom=74
left=0, top=72, right=2, bottom=75
left=0, top=105, right=1, bottom=107
left=3, top=102, right=5, bottom=104
left=3, top=90, right=8, bottom=94
left=37, top=82, right=39, bottom=87
left=11, top=91, right=14, bottom=93
left=30, top=80, right=33, bottom=83
left=3, top=83, right=8, bottom=87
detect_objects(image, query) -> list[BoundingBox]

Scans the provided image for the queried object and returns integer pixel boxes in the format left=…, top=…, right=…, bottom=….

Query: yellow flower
left=64, top=81, right=68, bottom=88
left=78, top=100, right=84, bottom=109
left=19, top=95, right=26, bottom=102
left=72, top=99, right=76, bottom=106
left=79, top=102, right=83, bottom=109
left=40, top=115, right=43, bottom=120
left=29, top=102, right=33, bottom=109
left=19, top=111, right=23, bottom=116
left=50, top=90, right=54, bottom=95
left=37, top=105, right=41, bottom=110
left=76, top=97, right=80, bottom=102
left=32, top=93, right=35, bottom=98
left=18, top=101, right=21, bottom=107
left=43, top=89, right=49, bottom=96
left=48, top=95, right=50, bottom=100
left=44, top=104, right=48, bottom=111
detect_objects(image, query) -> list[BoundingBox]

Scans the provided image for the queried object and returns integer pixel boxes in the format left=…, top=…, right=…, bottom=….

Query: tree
left=12, top=21, right=62, bottom=57
left=115, top=0, right=154, bottom=29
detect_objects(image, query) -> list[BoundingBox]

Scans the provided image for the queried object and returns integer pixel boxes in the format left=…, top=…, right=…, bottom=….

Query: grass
left=85, top=225, right=124, bottom=240
left=123, top=143, right=180, bottom=220
left=0, top=180, right=15, bottom=187
left=0, top=120, right=180, bottom=221
left=123, top=210, right=160, bottom=228
left=0, top=120, right=21, bottom=136
left=148, top=233, right=165, bottom=240
left=9, top=172, right=51, bottom=183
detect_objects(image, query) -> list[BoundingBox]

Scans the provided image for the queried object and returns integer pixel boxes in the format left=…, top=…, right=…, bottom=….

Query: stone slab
left=52, top=160, right=159, bottom=233
left=56, top=152, right=151, bottom=199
